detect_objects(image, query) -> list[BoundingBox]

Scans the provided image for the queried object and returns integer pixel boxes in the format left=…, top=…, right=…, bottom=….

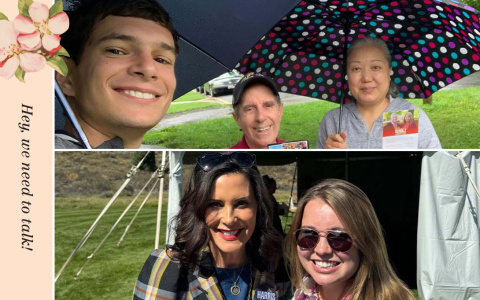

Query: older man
left=383, top=112, right=400, bottom=137
left=231, top=73, right=284, bottom=149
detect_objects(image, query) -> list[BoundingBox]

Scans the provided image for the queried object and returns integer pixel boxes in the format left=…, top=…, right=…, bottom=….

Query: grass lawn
left=173, top=91, right=205, bottom=102
left=409, top=87, right=480, bottom=149
left=144, top=87, right=480, bottom=149
left=55, top=199, right=167, bottom=300
left=166, top=101, right=225, bottom=114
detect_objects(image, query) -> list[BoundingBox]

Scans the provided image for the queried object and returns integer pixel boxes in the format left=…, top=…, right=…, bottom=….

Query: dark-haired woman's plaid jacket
left=133, top=248, right=291, bottom=300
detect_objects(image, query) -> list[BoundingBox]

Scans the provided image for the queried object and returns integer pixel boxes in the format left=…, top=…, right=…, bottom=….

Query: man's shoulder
left=55, top=132, right=85, bottom=149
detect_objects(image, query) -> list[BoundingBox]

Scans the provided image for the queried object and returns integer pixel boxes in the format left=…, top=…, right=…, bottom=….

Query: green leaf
left=57, top=46, right=70, bottom=58
left=47, top=56, right=69, bottom=76
left=18, top=0, right=34, bottom=18
left=0, top=12, right=9, bottom=21
left=15, top=66, right=26, bottom=83
left=49, top=0, right=64, bottom=18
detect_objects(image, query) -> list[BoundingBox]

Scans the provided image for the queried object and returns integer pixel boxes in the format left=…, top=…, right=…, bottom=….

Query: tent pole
left=285, top=159, right=298, bottom=232
left=457, top=151, right=480, bottom=202
left=166, top=151, right=184, bottom=246
left=55, top=151, right=150, bottom=282
left=155, top=151, right=168, bottom=250
left=117, top=168, right=164, bottom=246
left=75, top=177, right=160, bottom=279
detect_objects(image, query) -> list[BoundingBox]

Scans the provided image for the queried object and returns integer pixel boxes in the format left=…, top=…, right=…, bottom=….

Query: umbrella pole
left=338, top=24, right=351, bottom=135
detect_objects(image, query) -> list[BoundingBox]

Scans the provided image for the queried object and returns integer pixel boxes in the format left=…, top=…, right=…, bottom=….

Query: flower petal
left=28, top=2, right=49, bottom=23
left=0, top=49, right=8, bottom=62
left=19, top=52, right=45, bottom=72
left=42, top=34, right=60, bottom=51
left=49, top=12, right=69, bottom=35
left=0, top=20, right=18, bottom=48
left=13, top=14, right=35, bottom=34
left=18, top=32, right=41, bottom=50
left=0, top=55, right=20, bottom=79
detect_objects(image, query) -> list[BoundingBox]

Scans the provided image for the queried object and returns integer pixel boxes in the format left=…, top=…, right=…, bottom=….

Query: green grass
left=144, top=87, right=480, bottom=149
left=173, top=91, right=205, bottom=102
left=166, top=101, right=224, bottom=114
left=409, top=87, right=480, bottom=149
left=144, top=101, right=336, bottom=148
left=55, top=199, right=168, bottom=300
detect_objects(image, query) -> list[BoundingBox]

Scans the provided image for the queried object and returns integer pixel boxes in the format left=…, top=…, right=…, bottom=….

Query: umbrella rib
left=178, top=36, right=233, bottom=71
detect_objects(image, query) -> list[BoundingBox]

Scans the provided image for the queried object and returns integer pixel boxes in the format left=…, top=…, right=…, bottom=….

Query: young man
left=55, top=0, right=179, bottom=149
left=231, top=73, right=284, bottom=149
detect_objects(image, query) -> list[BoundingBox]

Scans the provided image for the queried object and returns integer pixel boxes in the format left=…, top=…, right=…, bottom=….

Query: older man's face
left=391, top=114, right=397, bottom=123
left=233, top=84, right=283, bottom=149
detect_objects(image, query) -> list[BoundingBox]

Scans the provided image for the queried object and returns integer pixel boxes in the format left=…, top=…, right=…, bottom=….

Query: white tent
left=417, top=151, right=480, bottom=299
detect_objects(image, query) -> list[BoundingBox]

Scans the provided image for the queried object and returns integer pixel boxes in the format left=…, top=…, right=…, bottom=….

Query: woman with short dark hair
left=316, top=36, right=440, bottom=149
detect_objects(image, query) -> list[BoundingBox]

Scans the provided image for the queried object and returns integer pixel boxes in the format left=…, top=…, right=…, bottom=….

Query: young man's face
left=65, top=16, right=177, bottom=139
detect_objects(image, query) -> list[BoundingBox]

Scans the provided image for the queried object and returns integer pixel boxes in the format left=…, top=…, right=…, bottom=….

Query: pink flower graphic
left=0, top=20, right=46, bottom=79
left=13, top=2, right=69, bottom=52
left=0, top=0, right=69, bottom=81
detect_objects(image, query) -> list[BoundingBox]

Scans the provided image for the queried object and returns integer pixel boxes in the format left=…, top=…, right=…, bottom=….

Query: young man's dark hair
left=62, top=0, right=179, bottom=64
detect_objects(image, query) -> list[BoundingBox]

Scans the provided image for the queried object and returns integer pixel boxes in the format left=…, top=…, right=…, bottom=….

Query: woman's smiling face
left=206, top=173, right=257, bottom=266
left=297, top=198, right=360, bottom=291
left=347, top=45, right=391, bottom=108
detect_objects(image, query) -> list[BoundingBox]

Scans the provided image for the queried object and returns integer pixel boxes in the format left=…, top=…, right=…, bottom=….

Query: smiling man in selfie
left=55, top=0, right=179, bottom=149
left=230, top=73, right=285, bottom=149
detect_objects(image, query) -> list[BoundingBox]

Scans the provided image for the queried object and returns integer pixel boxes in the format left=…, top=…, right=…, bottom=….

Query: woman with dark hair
left=133, top=152, right=290, bottom=300
left=316, top=36, right=440, bottom=149
left=286, top=179, right=415, bottom=300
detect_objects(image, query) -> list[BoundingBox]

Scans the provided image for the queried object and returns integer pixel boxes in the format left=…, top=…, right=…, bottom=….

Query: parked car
left=201, top=71, right=243, bottom=97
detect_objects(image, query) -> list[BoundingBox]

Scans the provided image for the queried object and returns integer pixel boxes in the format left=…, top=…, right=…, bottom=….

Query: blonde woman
left=286, top=179, right=415, bottom=300
left=402, top=111, right=418, bottom=134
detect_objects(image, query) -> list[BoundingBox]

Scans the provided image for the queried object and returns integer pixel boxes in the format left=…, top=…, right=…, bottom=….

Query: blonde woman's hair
left=403, top=111, right=414, bottom=126
left=285, top=179, right=415, bottom=300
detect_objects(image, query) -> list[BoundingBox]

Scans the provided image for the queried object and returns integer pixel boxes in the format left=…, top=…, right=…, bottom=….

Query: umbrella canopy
left=55, top=0, right=300, bottom=131
left=235, top=0, right=480, bottom=102
left=160, top=0, right=300, bottom=99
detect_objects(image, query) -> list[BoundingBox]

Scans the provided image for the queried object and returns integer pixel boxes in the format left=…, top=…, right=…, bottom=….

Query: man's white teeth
left=221, top=230, right=239, bottom=236
left=256, top=126, right=271, bottom=132
left=123, top=90, right=155, bottom=99
left=314, top=261, right=338, bottom=268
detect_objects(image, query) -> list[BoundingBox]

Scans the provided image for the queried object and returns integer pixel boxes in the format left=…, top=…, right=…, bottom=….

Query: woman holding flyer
left=315, top=36, right=441, bottom=149
left=286, top=179, right=416, bottom=300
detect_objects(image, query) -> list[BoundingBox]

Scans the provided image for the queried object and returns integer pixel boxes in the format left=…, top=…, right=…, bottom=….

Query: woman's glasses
left=196, top=152, right=256, bottom=172
left=294, top=228, right=353, bottom=252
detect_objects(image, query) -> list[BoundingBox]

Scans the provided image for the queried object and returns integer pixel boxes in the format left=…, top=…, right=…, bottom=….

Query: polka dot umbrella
left=235, top=0, right=480, bottom=104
